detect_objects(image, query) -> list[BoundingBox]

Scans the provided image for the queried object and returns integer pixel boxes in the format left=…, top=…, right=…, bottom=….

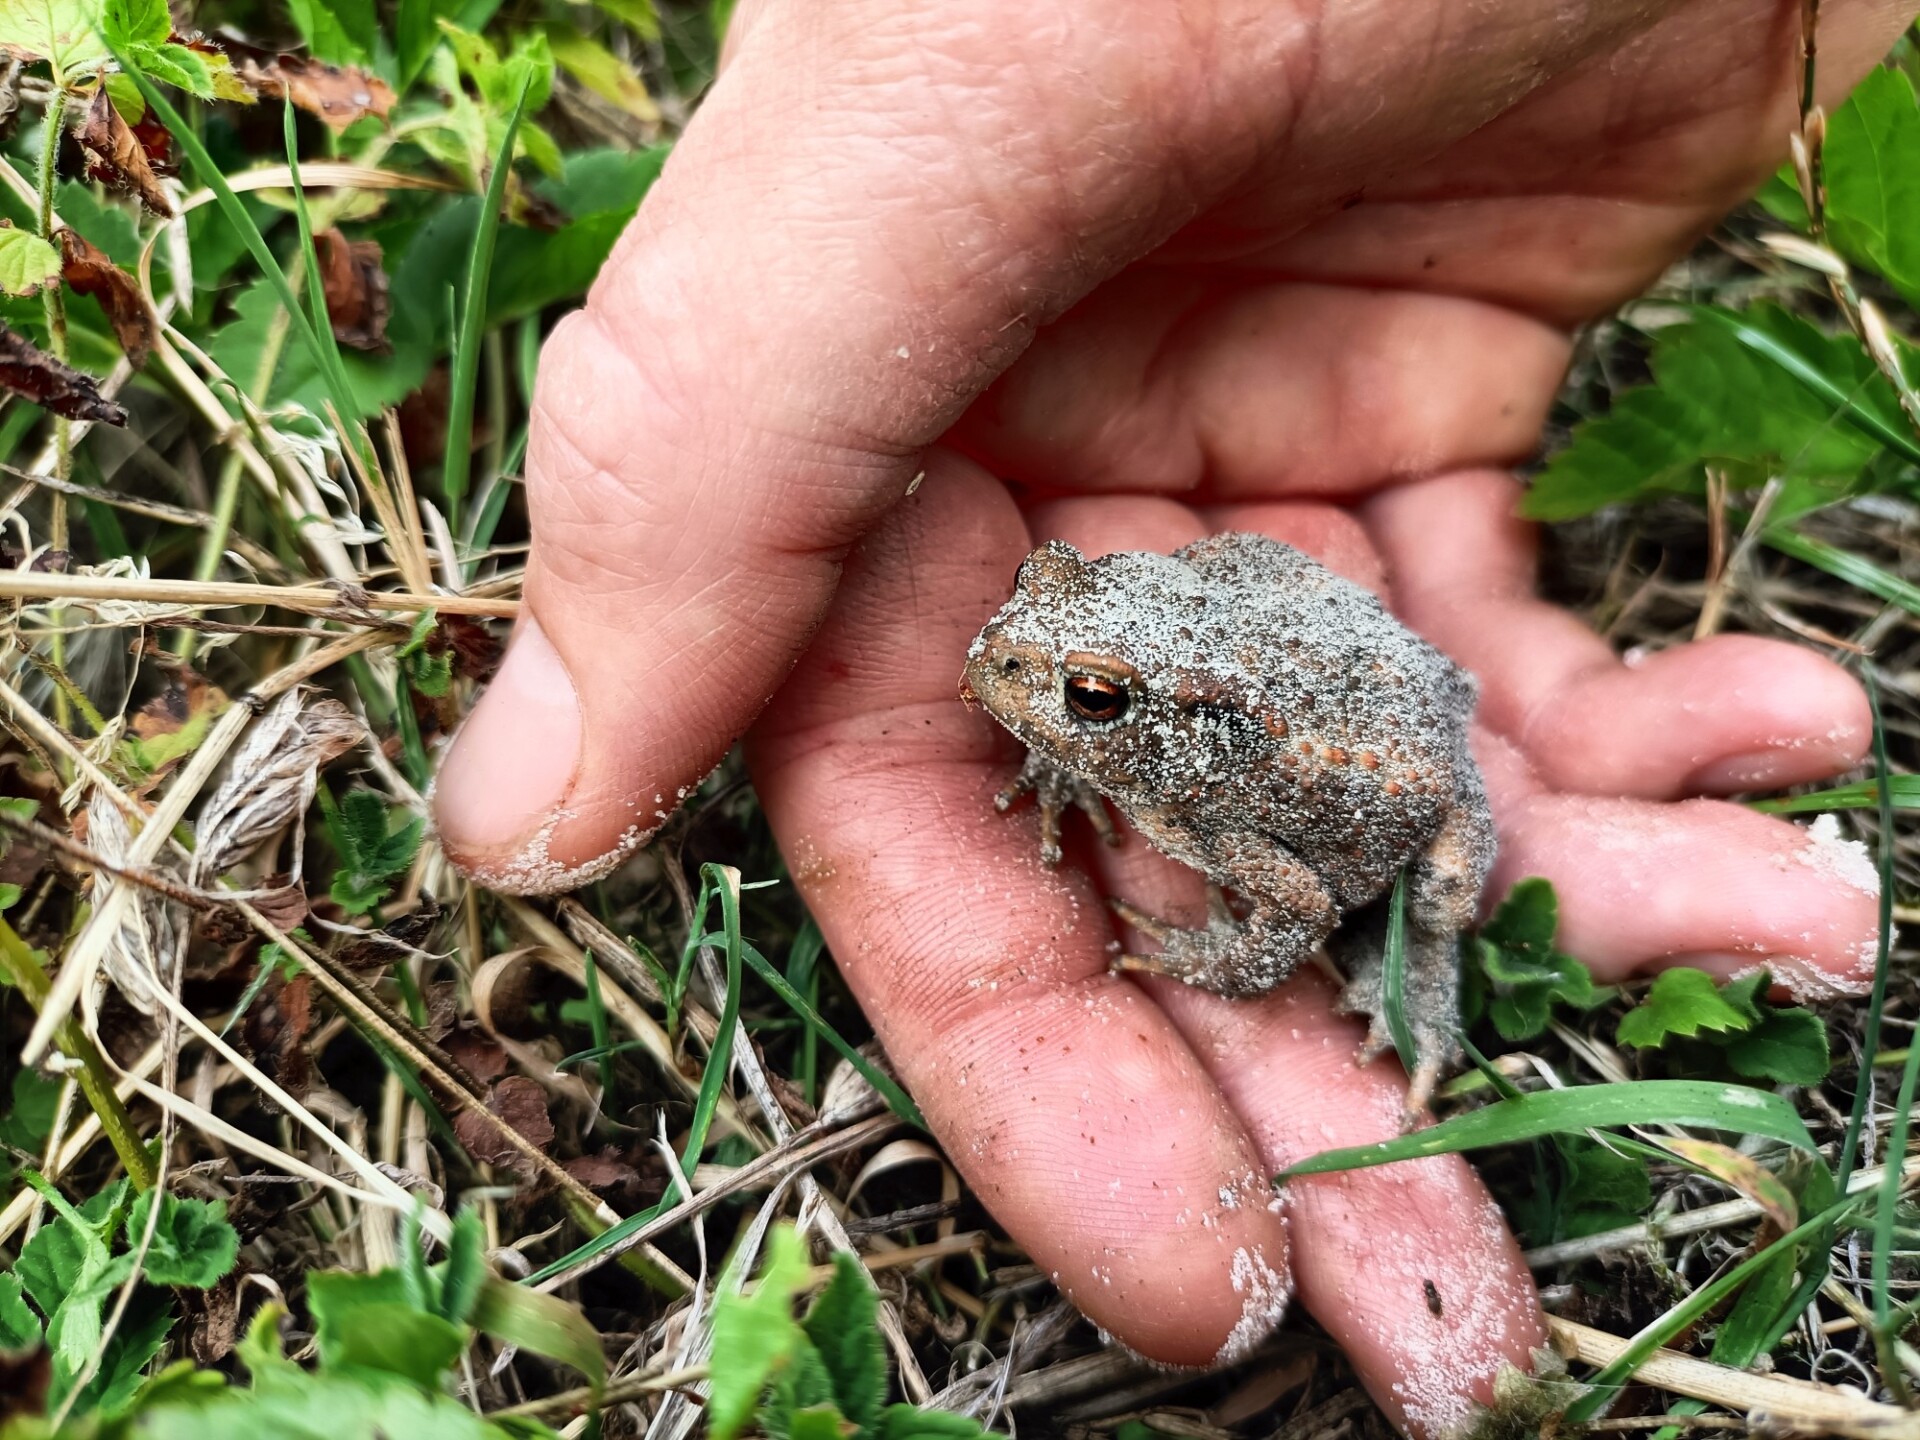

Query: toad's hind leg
left=1338, top=787, right=1496, bottom=1117
left=1111, top=841, right=1339, bottom=997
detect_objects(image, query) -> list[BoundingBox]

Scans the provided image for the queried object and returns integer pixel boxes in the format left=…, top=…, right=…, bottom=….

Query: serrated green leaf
left=16, top=1205, right=100, bottom=1315
left=0, top=0, right=108, bottom=80
left=1279, top=1079, right=1816, bottom=1178
left=123, top=1366, right=529, bottom=1439
left=764, top=1340, right=837, bottom=1440
left=1725, top=1006, right=1832, bottom=1086
left=802, top=1254, right=883, bottom=1432
left=1617, top=968, right=1753, bottom=1047
left=1523, top=305, right=1897, bottom=522
left=872, top=1405, right=990, bottom=1440
left=130, top=40, right=215, bottom=97
left=469, top=1276, right=603, bottom=1387
left=100, top=0, right=165, bottom=48
left=0, top=226, right=61, bottom=298
left=0, top=1273, right=41, bottom=1349
left=78, top=1290, right=173, bottom=1417
left=1556, top=1135, right=1652, bottom=1240
left=709, top=1225, right=811, bottom=1440
left=130, top=1191, right=239, bottom=1289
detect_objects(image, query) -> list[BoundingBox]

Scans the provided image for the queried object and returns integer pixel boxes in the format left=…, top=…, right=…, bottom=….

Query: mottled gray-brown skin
left=960, top=533, right=1496, bottom=1104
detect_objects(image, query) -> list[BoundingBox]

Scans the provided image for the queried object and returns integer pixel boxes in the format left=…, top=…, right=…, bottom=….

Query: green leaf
left=0, top=1068, right=63, bottom=1155
left=1523, top=305, right=1900, bottom=522
left=129, top=40, right=215, bottom=97
left=709, top=1225, right=811, bottom=1440
left=1467, top=879, right=1611, bottom=1042
left=56, top=180, right=142, bottom=265
left=872, top=1406, right=991, bottom=1440
left=130, top=1191, right=240, bottom=1289
left=0, top=226, right=62, bottom=298
left=1807, top=66, right=1920, bottom=305
left=79, top=1291, right=173, bottom=1417
left=469, top=1276, right=603, bottom=1387
left=1278, top=1079, right=1817, bottom=1179
left=802, top=1254, right=883, bottom=1432
left=100, top=0, right=166, bottom=48
left=0, top=1273, right=41, bottom=1349
left=1725, top=1006, right=1832, bottom=1086
left=1553, top=1135, right=1652, bottom=1240
left=16, top=1202, right=103, bottom=1316
left=307, top=1269, right=469, bottom=1387
left=329, top=790, right=427, bottom=916
left=123, top=1367, right=531, bottom=1440
left=763, top=1341, right=837, bottom=1440
left=784, top=1408, right=855, bottom=1440
left=0, top=0, right=108, bottom=80
left=1617, top=968, right=1754, bottom=1047
left=286, top=0, right=375, bottom=63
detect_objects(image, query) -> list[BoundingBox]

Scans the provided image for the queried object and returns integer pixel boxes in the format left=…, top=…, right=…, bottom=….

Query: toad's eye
left=1065, top=674, right=1130, bottom=723
left=1002, top=656, right=1022, bottom=674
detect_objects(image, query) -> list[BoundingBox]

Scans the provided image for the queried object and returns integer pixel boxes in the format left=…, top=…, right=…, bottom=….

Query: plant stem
left=0, top=914, right=155, bottom=1192
left=36, top=89, right=73, bottom=746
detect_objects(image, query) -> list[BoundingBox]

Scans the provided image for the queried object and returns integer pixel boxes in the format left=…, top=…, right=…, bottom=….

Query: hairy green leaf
left=100, top=0, right=166, bottom=49
left=130, top=1191, right=240, bottom=1289
left=0, top=1273, right=41, bottom=1349
left=802, top=1254, right=883, bottom=1432
left=709, top=1225, right=811, bottom=1440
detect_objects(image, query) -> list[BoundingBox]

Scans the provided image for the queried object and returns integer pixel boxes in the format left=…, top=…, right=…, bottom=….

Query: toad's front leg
left=1111, top=839, right=1338, bottom=997
left=996, top=751, right=1120, bottom=866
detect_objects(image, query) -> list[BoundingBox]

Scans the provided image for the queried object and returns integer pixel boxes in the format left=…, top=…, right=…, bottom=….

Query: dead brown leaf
left=562, top=1149, right=644, bottom=1202
left=76, top=89, right=174, bottom=217
left=443, top=1022, right=511, bottom=1083
left=0, top=324, right=127, bottom=425
left=235, top=53, right=395, bottom=131
left=186, top=1274, right=240, bottom=1363
left=453, top=1075, right=554, bottom=1177
left=314, top=228, right=389, bottom=351
left=130, top=666, right=228, bottom=743
left=243, top=970, right=313, bottom=1103
left=57, top=227, right=155, bottom=369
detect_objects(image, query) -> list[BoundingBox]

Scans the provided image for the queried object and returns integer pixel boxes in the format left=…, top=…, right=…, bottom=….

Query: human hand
left=433, top=0, right=1909, bottom=1430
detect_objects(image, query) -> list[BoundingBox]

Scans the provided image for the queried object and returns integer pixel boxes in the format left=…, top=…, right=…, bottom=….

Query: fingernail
left=1690, top=747, right=1797, bottom=791
left=434, top=616, right=581, bottom=855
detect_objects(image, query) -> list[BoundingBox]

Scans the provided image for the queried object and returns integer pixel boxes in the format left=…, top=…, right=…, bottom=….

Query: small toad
left=960, top=533, right=1495, bottom=1106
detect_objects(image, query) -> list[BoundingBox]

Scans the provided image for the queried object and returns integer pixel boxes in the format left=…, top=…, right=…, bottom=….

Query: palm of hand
left=437, top=0, right=1909, bottom=1431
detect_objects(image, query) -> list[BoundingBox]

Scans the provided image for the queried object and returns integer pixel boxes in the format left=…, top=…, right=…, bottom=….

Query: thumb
left=431, top=0, right=1665, bottom=889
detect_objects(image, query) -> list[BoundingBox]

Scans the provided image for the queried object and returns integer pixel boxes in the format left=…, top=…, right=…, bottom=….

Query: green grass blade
left=1869, top=672, right=1912, bottom=1369
left=736, top=939, right=925, bottom=1128
left=443, top=73, right=532, bottom=530
left=1276, top=1080, right=1816, bottom=1180
left=110, top=47, right=365, bottom=460
left=281, top=102, right=356, bottom=427
left=1752, top=774, right=1920, bottom=813
left=1836, top=674, right=1899, bottom=1192
left=582, top=946, right=614, bottom=1116
left=1762, top=527, right=1920, bottom=618
left=1692, top=305, right=1920, bottom=467
left=1380, top=866, right=1416, bottom=1077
